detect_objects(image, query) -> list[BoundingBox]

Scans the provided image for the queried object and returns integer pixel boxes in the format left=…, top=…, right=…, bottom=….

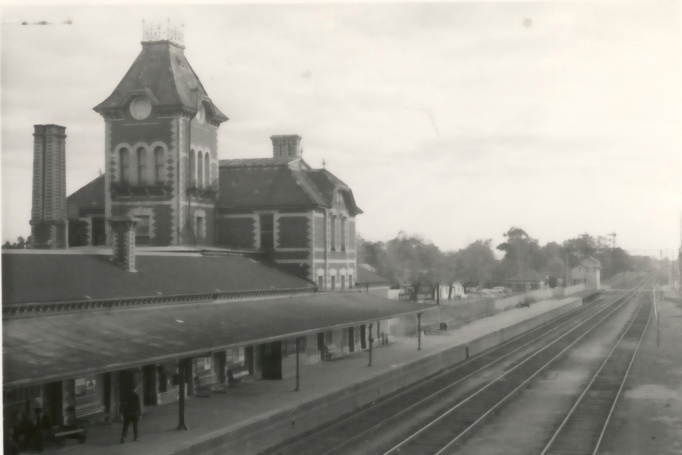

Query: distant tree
left=563, top=233, right=634, bottom=279
left=541, top=241, right=567, bottom=284
left=598, top=247, right=632, bottom=278
left=497, top=227, right=544, bottom=278
left=433, top=251, right=460, bottom=299
left=2, top=236, right=30, bottom=249
left=356, top=235, right=393, bottom=282
left=385, top=232, right=442, bottom=300
left=454, top=239, right=497, bottom=293
left=562, top=234, right=598, bottom=267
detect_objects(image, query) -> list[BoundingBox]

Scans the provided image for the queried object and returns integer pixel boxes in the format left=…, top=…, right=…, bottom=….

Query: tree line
left=2, top=236, right=31, bottom=249
left=357, top=227, right=654, bottom=299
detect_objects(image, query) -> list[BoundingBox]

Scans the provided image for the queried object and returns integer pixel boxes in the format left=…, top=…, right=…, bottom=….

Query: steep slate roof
left=93, top=41, right=227, bottom=121
left=66, top=175, right=105, bottom=218
left=218, top=158, right=362, bottom=214
left=579, top=256, right=602, bottom=268
left=356, top=267, right=391, bottom=286
left=2, top=251, right=314, bottom=304
left=3, top=292, right=436, bottom=387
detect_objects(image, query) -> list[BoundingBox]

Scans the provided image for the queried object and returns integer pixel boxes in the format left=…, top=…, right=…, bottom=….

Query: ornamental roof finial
left=142, top=19, right=184, bottom=47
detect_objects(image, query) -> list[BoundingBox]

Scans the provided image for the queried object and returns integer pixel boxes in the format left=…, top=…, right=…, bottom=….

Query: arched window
left=204, top=153, right=210, bottom=189
left=137, top=147, right=147, bottom=185
left=154, top=146, right=165, bottom=184
left=341, top=218, right=347, bottom=250
left=189, top=149, right=196, bottom=188
left=197, top=151, right=204, bottom=189
left=120, top=148, right=130, bottom=183
left=330, top=215, right=337, bottom=251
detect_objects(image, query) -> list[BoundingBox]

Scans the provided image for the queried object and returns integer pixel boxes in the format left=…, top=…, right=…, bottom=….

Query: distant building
left=66, top=27, right=361, bottom=286
left=437, top=282, right=466, bottom=302
left=571, top=256, right=601, bottom=290
left=3, top=25, right=434, bottom=432
left=506, top=270, right=547, bottom=292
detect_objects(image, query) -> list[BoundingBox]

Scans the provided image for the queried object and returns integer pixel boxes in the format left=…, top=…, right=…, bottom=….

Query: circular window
left=195, top=103, right=206, bottom=124
left=129, top=96, right=152, bottom=120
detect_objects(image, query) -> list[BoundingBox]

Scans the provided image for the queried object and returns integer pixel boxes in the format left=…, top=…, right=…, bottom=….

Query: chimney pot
left=30, top=124, right=68, bottom=249
left=270, top=135, right=302, bottom=159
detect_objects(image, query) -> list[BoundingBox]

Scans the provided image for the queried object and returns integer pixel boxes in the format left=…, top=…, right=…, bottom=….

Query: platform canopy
left=3, top=292, right=436, bottom=388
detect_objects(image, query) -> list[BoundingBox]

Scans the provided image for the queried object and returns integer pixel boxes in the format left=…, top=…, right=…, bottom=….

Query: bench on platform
left=195, top=374, right=217, bottom=398
left=227, top=366, right=250, bottom=387
left=324, top=344, right=345, bottom=361
left=49, top=426, right=87, bottom=447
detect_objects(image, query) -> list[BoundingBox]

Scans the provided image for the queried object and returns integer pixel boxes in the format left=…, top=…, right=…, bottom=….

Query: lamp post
left=176, top=358, right=189, bottom=431
left=295, top=338, right=301, bottom=392
left=368, top=322, right=374, bottom=367
left=417, top=313, right=422, bottom=350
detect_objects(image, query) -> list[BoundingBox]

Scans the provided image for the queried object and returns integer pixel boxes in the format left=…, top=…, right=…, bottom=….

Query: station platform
left=40, top=295, right=587, bottom=455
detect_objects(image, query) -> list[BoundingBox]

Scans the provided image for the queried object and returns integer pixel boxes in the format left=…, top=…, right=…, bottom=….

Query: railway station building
left=3, top=25, right=434, bottom=431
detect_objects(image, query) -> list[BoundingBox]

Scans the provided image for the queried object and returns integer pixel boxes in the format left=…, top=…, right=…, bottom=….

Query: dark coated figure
left=120, top=388, right=141, bottom=444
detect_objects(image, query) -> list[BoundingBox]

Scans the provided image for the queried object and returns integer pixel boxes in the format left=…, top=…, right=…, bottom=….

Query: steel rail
left=384, top=276, right=654, bottom=455
left=591, top=295, right=653, bottom=455
left=539, top=292, right=653, bottom=455
left=312, top=292, right=615, bottom=455
left=265, top=292, right=612, bottom=455
left=266, top=292, right=616, bottom=455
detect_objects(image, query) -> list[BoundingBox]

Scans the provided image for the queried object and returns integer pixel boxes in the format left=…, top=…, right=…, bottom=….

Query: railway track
left=540, top=292, right=653, bottom=455
left=382, top=278, right=653, bottom=455
left=264, top=276, right=652, bottom=455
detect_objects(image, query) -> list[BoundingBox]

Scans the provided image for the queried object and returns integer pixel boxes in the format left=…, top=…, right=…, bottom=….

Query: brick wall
left=277, top=216, right=310, bottom=248
left=217, top=217, right=256, bottom=249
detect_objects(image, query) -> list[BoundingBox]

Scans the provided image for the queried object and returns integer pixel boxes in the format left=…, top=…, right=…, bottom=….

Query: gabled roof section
left=218, top=159, right=323, bottom=210
left=218, top=159, right=362, bottom=214
left=67, top=175, right=105, bottom=217
left=93, top=41, right=227, bottom=122
left=579, top=256, right=602, bottom=268
left=356, top=267, right=391, bottom=286
left=303, top=169, right=362, bottom=215
left=2, top=251, right=314, bottom=305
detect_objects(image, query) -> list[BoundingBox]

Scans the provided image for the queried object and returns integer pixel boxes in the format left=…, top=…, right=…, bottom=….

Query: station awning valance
left=3, top=292, right=436, bottom=388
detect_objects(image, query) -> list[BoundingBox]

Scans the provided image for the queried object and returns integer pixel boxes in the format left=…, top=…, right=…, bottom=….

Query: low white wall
left=468, top=297, right=582, bottom=357
left=564, top=283, right=586, bottom=295
left=495, top=288, right=554, bottom=311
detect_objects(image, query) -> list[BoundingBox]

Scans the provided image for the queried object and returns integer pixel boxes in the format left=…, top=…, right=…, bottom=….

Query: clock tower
left=94, top=23, right=228, bottom=246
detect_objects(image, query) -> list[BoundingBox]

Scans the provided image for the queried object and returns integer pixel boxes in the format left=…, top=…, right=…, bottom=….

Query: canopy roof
left=3, top=292, right=435, bottom=387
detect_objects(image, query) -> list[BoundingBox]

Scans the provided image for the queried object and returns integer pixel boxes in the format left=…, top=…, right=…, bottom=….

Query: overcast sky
left=1, top=2, right=680, bottom=257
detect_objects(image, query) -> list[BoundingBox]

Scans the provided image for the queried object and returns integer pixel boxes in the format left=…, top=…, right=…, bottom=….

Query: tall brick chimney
left=108, top=217, right=138, bottom=272
left=30, top=124, right=68, bottom=249
left=271, top=135, right=302, bottom=159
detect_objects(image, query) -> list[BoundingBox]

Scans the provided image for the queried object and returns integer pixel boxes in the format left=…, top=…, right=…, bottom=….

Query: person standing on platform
left=120, top=387, right=141, bottom=444
left=31, top=407, right=51, bottom=452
